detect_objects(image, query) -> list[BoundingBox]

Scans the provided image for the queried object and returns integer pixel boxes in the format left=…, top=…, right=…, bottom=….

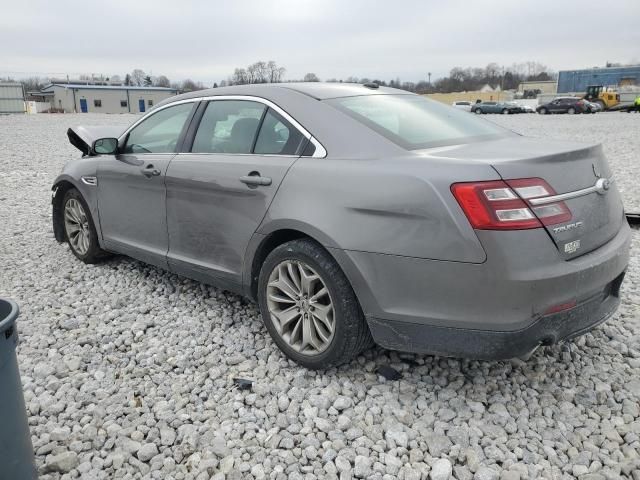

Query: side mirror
left=93, top=138, right=119, bottom=155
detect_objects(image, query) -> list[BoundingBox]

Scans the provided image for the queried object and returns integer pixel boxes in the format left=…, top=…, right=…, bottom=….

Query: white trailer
left=0, top=83, right=25, bottom=113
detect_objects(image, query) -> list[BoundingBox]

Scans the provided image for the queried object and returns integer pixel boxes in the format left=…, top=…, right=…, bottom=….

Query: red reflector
left=544, top=300, right=577, bottom=315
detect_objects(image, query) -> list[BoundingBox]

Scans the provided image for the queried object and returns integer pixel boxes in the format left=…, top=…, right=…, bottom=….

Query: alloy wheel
left=64, top=198, right=90, bottom=255
left=266, top=260, right=335, bottom=355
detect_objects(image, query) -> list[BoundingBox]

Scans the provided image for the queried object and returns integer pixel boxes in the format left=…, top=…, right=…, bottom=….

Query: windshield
left=327, top=94, right=511, bottom=149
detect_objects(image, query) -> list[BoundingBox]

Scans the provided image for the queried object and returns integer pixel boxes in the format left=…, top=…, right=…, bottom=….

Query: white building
left=37, top=83, right=178, bottom=114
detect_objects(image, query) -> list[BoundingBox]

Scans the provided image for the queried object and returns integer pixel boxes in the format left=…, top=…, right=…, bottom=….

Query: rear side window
left=254, top=109, right=306, bottom=155
left=123, top=102, right=194, bottom=154
left=192, top=102, right=308, bottom=156
left=192, top=100, right=265, bottom=154
left=327, top=94, right=510, bottom=150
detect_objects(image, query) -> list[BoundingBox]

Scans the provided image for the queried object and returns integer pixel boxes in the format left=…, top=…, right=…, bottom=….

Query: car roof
left=157, top=82, right=413, bottom=107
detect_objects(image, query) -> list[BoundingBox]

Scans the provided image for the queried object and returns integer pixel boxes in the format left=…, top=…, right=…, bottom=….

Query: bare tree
left=180, top=79, right=205, bottom=92
left=130, top=69, right=146, bottom=87
left=231, top=61, right=285, bottom=85
left=20, top=77, right=46, bottom=93
left=246, top=63, right=258, bottom=84
left=267, top=61, right=279, bottom=82
left=303, top=73, right=320, bottom=82
left=231, top=68, right=248, bottom=85
left=154, top=75, right=171, bottom=87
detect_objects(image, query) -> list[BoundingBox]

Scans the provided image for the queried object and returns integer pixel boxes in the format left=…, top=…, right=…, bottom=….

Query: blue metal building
left=557, top=66, right=640, bottom=93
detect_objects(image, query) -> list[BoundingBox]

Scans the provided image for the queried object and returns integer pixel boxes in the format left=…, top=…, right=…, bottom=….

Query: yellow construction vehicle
left=584, top=85, right=620, bottom=110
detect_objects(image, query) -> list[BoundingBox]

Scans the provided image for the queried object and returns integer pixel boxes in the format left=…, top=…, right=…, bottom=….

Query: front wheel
left=501, top=108, right=509, bottom=115
left=62, top=188, right=106, bottom=263
left=474, top=108, right=483, bottom=114
left=539, top=108, right=547, bottom=115
left=258, top=239, right=373, bottom=369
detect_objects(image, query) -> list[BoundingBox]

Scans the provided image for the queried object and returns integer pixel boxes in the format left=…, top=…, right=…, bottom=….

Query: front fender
left=51, top=157, right=102, bottom=243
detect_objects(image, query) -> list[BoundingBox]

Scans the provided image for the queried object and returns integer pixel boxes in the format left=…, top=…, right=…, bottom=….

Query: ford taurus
left=52, top=83, right=630, bottom=369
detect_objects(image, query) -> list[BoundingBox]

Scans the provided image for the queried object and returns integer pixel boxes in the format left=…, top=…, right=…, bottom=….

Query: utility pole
left=428, top=72, right=432, bottom=88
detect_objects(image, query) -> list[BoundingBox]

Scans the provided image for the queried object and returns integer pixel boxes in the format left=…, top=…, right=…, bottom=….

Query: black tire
left=568, top=107, right=576, bottom=115
left=539, top=107, right=547, bottom=115
left=257, top=239, right=373, bottom=369
left=501, top=108, right=509, bottom=115
left=62, top=188, right=106, bottom=264
left=474, top=108, right=482, bottom=114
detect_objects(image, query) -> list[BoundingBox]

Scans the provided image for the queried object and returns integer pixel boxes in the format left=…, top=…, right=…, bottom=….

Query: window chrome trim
left=528, top=177, right=614, bottom=206
left=118, top=95, right=327, bottom=158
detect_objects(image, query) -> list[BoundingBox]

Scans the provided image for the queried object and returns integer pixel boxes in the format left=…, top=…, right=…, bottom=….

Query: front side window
left=192, top=100, right=266, bottom=154
left=326, top=94, right=510, bottom=150
left=123, top=102, right=194, bottom=154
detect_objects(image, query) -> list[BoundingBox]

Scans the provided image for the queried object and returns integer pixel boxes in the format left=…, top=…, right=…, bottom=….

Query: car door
left=97, top=101, right=197, bottom=268
left=549, top=99, right=563, bottom=113
left=164, top=98, right=310, bottom=291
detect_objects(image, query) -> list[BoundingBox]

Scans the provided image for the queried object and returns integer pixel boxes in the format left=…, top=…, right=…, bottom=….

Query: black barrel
left=0, top=298, right=37, bottom=480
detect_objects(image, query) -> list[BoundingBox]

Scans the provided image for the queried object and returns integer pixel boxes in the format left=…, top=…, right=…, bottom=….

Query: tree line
left=8, top=60, right=556, bottom=95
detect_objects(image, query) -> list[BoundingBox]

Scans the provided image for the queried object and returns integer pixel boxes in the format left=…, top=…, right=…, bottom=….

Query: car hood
left=67, top=125, right=125, bottom=155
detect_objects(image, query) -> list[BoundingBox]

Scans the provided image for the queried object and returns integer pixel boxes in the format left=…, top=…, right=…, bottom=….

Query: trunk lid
left=425, top=137, right=625, bottom=259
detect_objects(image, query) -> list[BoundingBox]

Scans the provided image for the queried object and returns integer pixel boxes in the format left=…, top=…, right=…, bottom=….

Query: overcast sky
left=2, top=0, right=639, bottom=84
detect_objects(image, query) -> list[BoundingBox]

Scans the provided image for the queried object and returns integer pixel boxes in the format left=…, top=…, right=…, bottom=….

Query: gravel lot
left=0, top=112, right=639, bottom=480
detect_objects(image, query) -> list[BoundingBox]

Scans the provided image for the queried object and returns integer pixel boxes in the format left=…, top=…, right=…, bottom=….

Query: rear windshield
left=326, top=94, right=511, bottom=150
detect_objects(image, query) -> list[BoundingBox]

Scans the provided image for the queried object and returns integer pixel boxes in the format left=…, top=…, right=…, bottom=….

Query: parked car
left=583, top=100, right=601, bottom=113
left=452, top=100, right=473, bottom=112
left=504, top=102, right=525, bottom=114
left=537, top=97, right=588, bottom=115
left=519, top=104, right=536, bottom=113
left=53, top=83, right=630, bottom=369
left=471, top=101, right=520, bottom=114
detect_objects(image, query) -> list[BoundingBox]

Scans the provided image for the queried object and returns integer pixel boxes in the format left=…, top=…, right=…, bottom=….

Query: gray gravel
left=488, top=111, right=640, bottom=213
left=0, top=112, right=639, bottom=480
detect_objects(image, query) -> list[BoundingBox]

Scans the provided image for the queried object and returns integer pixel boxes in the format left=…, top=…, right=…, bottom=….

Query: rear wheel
left=62, top=188, right=105, bottom=263
left=258, top=239, right=373, bottom=369
left=501, top=108, right=509, bottom=115
left=568, top=107, right=576, bottom=115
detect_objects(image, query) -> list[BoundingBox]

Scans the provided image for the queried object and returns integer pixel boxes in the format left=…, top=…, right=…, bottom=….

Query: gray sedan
left=53, top=83, right=630, bottom=369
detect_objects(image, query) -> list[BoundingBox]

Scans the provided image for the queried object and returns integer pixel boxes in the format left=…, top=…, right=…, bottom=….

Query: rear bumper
left=332, top=221, right=631, bottom=359
left=367, top=271, right=624, bottom=360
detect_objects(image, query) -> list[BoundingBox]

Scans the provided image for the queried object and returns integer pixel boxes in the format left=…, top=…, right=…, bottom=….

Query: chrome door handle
left=239, top=174, right=272, bottom=187
left=142, top=165, right=161, bottom=178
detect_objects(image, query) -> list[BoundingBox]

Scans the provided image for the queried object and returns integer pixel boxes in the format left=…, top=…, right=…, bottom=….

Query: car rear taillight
left=451, top=178, right=571, bottom=230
